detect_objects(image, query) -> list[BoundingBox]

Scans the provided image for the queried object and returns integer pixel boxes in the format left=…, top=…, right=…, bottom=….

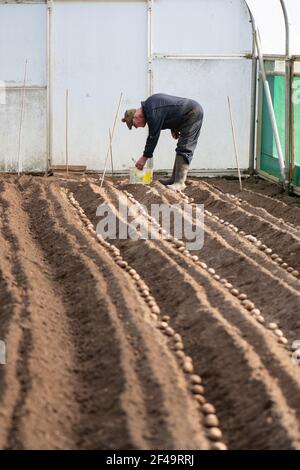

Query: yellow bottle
left=143, top=158, right=153, bottom=184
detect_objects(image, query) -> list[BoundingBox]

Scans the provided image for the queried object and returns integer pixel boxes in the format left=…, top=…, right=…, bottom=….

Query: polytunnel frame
left=45, top=0, right=257, bottom=176
left=2, top=0, right=292, bottom=185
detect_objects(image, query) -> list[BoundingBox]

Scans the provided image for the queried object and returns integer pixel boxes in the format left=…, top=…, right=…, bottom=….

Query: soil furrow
left=184, top=182, right=300, bottom=271
left=121, top=182, right=300, bottom=342
left=101, top=183, right=300, bottom=430
left=73, top=179, right=300, bottom=450
left=1, top=173, right=300, bottom=451
left=200, top=180, right=300, bottom=236
left=0, top=179, right=83, bottom=449
left=24, top=179, right=208, bottom=450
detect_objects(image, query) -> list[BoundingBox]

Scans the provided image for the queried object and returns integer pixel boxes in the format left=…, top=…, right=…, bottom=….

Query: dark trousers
left=176, top=104, right=204, bottom=164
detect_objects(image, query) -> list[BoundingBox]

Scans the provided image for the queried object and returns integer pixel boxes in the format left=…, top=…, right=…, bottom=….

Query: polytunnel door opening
left=259, top=61, right=286, bottom=180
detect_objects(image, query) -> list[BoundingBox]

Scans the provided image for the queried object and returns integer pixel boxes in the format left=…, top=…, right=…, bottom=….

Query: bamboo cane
left=227, top=96, right=243, bottom=192
left=100, top=92, right=123, bottom=187
left=66, top=89, right=69, bottom=177
left=109, top=128, right=114, bottom=176
left=17, top=59, right=28, bottom=177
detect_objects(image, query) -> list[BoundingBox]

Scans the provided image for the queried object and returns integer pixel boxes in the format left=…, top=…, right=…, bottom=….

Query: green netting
left=293, top=76, right=300, bottom=186
left=260, top=75, right=285, bottom=179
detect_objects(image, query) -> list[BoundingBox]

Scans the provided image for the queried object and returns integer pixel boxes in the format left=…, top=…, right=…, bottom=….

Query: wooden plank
left=50, top=165, right=87, bottom=173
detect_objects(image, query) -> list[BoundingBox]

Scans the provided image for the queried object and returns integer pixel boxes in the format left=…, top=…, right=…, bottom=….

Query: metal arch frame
left=280, top=0, right=290, bottom=57
left=280, top=0, right=292, bottom=184
left=244, top=1, right=257, bottom=174
left=246, top=0, right=294, bottom=188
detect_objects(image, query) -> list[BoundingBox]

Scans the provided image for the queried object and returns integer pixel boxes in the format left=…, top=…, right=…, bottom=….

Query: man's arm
left=143, top=108, right=166, bottom=158
left=143, top=132, right=161, bottom=158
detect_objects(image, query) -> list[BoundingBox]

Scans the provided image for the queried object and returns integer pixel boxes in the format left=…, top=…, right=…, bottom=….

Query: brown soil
left=1, top=174, right=300, bottom=450
left=0, top=175, right=207, bottom=450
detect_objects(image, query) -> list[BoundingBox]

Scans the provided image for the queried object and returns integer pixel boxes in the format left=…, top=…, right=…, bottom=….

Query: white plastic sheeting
left=247, top=0, right=300, bottom=55
left=151, top=0, right=253, bottom=171
left=0, top=3, right=47, bottom=172
left=153, top=0, right=252, bottom=55
left=0, top=3, right=46, bottom=85
left=152, top=59, right=252, bottom=171
left=0, top=0, right=255, bottom=173
left=285, top=0, right=300, bottom=54
left=51, top=1, right=148, bottom=171
left=51, top=0, right=253, bottom=172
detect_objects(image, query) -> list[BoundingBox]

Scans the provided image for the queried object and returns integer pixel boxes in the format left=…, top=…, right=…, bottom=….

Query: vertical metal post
left=290, top=59, right=295, bottom=181
left=245, top=3, right=257, bottom=174
left=280, top=0, right=292, bottom=184
left=147, top=0, right=153, bottom=97
left=255, top=64, right=263, bottom=173
left=47, top=0, right=53, bottom=173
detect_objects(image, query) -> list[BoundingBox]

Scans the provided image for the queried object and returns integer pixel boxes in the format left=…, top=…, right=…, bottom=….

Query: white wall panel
left=246, top=0, right=300, bottom=55
left=152, top=59, right=252, bottom=170
left=0, top=4, right=46, bottom=85
left=0, top=3, right=47, bottom=172
left=0, top=0, right=254, bottom=173
left=284, top=0, right=300, bottom=55
left=51, top=1, right=148, bottom=170
left=0, top=89, right=47, bottom=172
left=153, top=0, right=252, bottom=56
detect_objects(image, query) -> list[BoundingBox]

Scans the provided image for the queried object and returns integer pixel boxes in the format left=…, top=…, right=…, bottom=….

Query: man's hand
left=135, top=156, right=148, bottom=171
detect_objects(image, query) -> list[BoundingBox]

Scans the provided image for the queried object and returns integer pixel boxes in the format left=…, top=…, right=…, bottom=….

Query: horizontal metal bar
left=265, top=71, right=285, bottom=77
left=0, top=1, right=46, bottom=3
left=87, top=169, right=250, bottom=178
left=263, top=54, right=287, bottom=60
left=0, top=85, right=46, bottom=90
left=263, top=56, right=300, bottom=63
left=185, top=169, right=250, bottom=177
left=256, top=169, right=280, bottom=184
left=0, top=0, right=145, bottom=3
left=152, top=53, right=253, bottom=61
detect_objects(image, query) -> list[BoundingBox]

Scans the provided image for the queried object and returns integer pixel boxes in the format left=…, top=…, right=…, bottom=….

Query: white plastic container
left=129, top=159, right=153, bottom=185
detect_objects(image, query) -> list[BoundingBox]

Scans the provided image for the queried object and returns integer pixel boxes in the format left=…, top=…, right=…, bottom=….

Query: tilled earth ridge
left=69, top=175, right=300, bottom=450
left=0, top=174, right=300, bottom=450
left=0, top=175, right=209, bottom=450
left=203, top=177, right=300, bottom=227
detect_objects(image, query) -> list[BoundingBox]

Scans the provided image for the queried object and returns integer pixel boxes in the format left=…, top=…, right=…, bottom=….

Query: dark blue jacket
left=141, top=93, right=200, bottom=158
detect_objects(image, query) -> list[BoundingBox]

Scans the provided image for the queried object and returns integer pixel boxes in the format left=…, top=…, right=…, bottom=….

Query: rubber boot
left=167, top=154, right=189, bottom=192
left=159, top=158, right=177, bottom=186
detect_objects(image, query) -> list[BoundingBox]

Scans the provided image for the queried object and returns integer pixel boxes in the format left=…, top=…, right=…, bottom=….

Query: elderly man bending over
left=122, top=93, right=204, bottom=191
